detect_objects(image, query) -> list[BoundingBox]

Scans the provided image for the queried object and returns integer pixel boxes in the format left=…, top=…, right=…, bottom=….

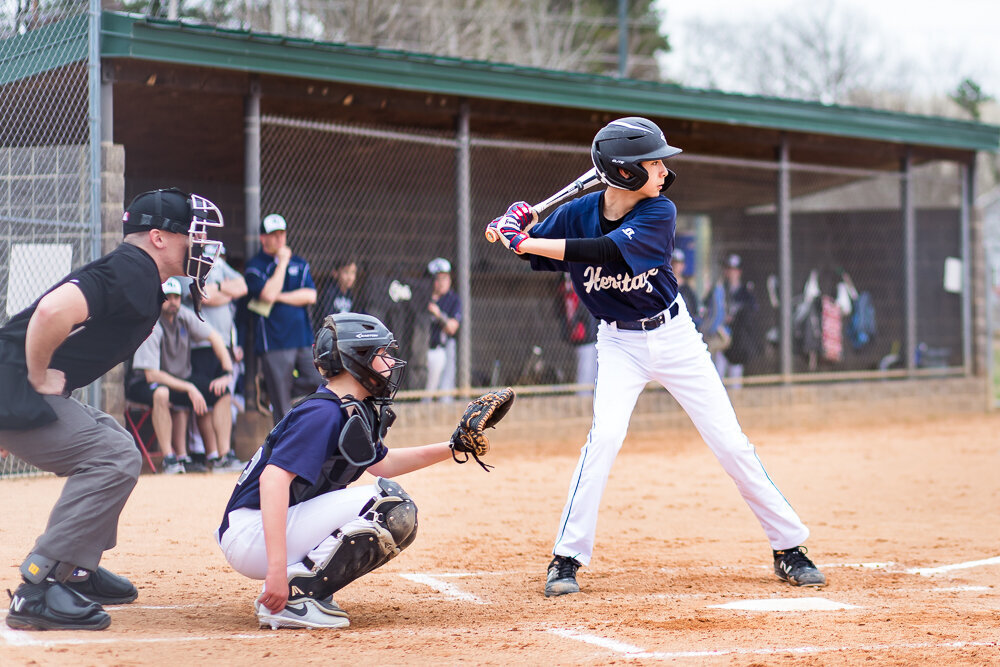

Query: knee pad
left=288, top=479, right=418, bottom=600
left=362, top=477, right=418, bottom=550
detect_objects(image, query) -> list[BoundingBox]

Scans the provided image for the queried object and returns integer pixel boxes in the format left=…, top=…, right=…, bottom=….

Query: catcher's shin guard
left=288, top=479, right=418, bottom=600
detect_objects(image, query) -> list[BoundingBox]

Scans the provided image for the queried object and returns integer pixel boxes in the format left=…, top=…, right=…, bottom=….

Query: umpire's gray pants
left=259, top=346, right=324, bottom=425
left=0, top=395, right=142, bottom=571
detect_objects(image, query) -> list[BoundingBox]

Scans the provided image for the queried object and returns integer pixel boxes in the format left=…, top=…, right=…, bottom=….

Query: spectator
left=424, top=257, right=461, bottom=401
left=314, top=256, right=361, bottom=331
left=708, top=254, right=757, bottom=388
left=560, top=274, right=597, bottom=394
left=179, top=243, right=247, bottom=472
left=127, top=277, right=235, bottom=474
left=245, top=213, right=324, bottom=425
left=672, top=249, right=702, bottom=328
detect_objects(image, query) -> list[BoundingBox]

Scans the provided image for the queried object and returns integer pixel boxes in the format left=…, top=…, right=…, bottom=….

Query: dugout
left=2, top=10, right=999, bottom=442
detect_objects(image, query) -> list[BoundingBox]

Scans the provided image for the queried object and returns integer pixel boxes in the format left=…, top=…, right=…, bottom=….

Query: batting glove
left=495, top=216, right=530, bottom=254
left=504, top=201, right=534, bottom=230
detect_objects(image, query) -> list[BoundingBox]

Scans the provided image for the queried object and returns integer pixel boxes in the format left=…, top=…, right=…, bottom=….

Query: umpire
left=0, top=187, right=223, bottom=631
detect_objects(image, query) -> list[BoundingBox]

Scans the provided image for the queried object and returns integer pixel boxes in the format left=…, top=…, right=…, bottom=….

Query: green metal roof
left=32, top=11, right=1000, bottom=152
left=0, top=13, right=87, bottom=86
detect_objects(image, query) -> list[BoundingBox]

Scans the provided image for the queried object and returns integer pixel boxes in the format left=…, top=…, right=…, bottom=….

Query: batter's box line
left=545, top=627, right=999, bottom=660
left=397, top=573, right=487, bottom=604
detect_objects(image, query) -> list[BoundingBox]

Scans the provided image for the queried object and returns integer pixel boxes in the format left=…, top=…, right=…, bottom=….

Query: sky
left=655, top=0, right=1000, bottom=102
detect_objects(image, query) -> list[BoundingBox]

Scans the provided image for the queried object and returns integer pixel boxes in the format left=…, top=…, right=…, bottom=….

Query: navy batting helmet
left=591, top=117, right=682, bottom=191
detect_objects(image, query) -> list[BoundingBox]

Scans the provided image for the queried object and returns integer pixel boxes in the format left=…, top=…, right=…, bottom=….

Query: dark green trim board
left=0, top=13, right=88, bottom=86
left=97, top=12, right=998, bottom=152
left=8, top=11, right=1000, bottom=153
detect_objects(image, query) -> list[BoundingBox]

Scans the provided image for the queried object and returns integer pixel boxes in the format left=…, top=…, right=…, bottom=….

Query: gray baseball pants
left=259, top=346, right=324, bottom=425
left=0, top=395, right=142, bottom=572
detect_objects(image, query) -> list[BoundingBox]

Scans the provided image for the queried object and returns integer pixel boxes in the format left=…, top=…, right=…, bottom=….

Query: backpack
left=848, top=291, right=876, bottom=349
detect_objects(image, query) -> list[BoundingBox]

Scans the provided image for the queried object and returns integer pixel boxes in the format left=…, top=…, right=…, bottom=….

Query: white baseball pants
left=218, top=483, right=379, bottom=579
left=552, top=295, right=809, bottom=566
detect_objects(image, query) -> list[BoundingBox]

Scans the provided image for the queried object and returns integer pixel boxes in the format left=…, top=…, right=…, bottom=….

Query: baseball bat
left=485, top=167, right=601, bottom=243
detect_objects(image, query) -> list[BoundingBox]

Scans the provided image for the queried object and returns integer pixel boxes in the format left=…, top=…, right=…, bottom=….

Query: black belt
left=612, top=301, right=680, bottom=331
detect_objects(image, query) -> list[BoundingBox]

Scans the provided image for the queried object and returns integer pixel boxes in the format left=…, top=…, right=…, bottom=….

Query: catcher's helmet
left=313, top=313, right=407, bottom=404
left=122, top=188, right=224, bottom=299
left=591, top=117, right=682, bottom=191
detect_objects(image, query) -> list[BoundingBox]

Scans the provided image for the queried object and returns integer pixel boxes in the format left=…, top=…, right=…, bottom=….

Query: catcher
left=216, top=312, right=513, bottom=630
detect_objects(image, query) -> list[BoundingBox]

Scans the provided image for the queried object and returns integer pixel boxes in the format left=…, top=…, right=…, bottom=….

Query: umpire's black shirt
left=0, top=243, right=164, bottom=427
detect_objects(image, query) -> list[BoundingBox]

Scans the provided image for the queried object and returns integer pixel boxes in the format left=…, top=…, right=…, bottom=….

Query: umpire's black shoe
left=773, top=546, right=827, bottom=587
left=545, top=556, right=581, bottom=597
left=65, top=567, right=138, bottom=605
left=6, top=580, right=111, bottom=631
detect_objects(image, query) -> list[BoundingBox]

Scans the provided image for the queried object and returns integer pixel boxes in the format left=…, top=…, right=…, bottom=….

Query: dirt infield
left=1, top=411, right=998, bottom=665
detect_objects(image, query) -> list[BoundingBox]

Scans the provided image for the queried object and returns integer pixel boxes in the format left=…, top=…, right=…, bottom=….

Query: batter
left=489, top=117, right=826, bottom=596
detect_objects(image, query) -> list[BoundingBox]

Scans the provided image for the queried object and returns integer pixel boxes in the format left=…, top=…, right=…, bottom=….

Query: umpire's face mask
left=184, top=194, right=224, bottom=299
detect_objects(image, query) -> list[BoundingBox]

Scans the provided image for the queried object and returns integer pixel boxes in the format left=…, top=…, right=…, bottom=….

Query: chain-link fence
left=0, top=4, right=94, bottom=477
left=256, top=116, right=971, bottom=401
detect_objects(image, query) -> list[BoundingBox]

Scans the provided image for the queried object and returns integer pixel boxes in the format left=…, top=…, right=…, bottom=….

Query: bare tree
left=103, top=0, right=668, bottom=79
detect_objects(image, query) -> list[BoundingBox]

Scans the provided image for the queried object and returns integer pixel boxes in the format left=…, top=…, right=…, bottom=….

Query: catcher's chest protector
left=267, top=394, right=392, bottom=504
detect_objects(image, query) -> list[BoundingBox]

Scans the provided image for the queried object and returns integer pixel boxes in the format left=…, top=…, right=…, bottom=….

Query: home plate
left=710, top=598, right=857, bottom=611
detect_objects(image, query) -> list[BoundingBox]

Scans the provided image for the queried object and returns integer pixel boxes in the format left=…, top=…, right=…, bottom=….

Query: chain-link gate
left=1, top=5, right=95, bottom=477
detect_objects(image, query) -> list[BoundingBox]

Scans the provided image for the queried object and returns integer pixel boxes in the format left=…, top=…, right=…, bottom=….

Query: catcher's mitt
left=449, top=387, right=515, bottom=471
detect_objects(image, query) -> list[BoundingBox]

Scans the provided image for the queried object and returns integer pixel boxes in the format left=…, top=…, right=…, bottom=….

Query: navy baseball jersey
left=528, top=192, right=679, bottom=322
left=218, top=387, right=388, bottom=538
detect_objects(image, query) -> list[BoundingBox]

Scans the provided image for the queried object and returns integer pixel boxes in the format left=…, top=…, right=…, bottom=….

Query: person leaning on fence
left=127, top=277, right=236, bottom=474
left=245, top=213, right=324, bottom=425
left=0, top=187, right=224, bottom=631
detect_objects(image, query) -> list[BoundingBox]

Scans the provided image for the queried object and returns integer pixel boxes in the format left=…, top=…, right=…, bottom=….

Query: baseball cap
left=427, top=257, right=451, bottom=275
left=671, top=248, right=686, bottom=263
left=122, top=188, right=191, bottom=236
left=726, top=253, right=742, bottom=269
left=162, top=277, right=183, bottom=295
left=261, top=213, right=287, bottom=235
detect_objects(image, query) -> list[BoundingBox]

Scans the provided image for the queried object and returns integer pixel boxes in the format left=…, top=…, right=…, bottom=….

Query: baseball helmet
left=122, top=188, right=224, bottom=298
left=313, top=313, right=407, bottom=404
left=591, top=117, right=682, bottom=191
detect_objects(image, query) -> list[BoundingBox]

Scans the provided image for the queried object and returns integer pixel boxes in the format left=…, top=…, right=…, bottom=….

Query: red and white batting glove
left=504, top=201, right=535, bottom=230
left=492, top=216, right=530, bottom=254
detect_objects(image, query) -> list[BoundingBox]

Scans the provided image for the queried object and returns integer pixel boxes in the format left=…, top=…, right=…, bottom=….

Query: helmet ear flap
left=313, top=318, right=344, bottom=377
left=661, top=169, right=677, bottom=192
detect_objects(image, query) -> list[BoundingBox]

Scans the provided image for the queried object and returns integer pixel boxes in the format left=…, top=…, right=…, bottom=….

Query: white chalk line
left=397, top=573, right=486, bottom=604
left=0, top=624, right=267, bottom=648
left=906, top=555, right=1000, bottom=576
left=547, top=628, right=999, bottom=660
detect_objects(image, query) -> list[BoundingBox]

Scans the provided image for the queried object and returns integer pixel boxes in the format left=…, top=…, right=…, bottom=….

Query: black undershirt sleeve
left=564, top=236, right=624, bottom=264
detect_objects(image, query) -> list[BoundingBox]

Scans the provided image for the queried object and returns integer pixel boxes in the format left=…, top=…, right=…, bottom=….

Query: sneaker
left=255, top=596, right=350, bottom=630
left=183, top=455, right=208, bottom=473
left=6, top=579, right=111, bottom=631
left=211, top=451, right=246, bottom=474
left=65, top=567, right=138, bottom=605
left=162, top=455, right=185, bottom=475
left=545, top=556, right=581, bottom=597
left=773, top=546, right=827, bottom=587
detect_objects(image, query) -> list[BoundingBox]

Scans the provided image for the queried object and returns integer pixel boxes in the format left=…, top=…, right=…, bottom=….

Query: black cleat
left=773, top=546, right=827, bottom=587
left=65, top=567, right=138, bottom=605
left=545, top=556, right=581, bottom=597
left=6, top=580, right=111, bottom=631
